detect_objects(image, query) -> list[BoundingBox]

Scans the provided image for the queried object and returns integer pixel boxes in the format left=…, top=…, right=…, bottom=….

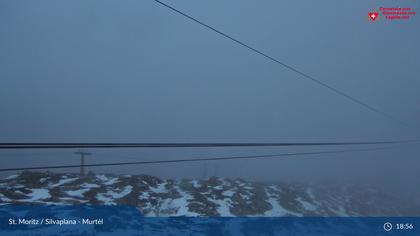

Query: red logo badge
left=368, top=12, right=379, bottom=21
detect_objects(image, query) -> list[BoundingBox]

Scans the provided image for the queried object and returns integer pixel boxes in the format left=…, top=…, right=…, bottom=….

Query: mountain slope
left=0, top=171, right=417, bottom=216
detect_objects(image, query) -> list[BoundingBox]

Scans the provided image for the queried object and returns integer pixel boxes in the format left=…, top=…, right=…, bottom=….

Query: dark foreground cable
left=152, top=0, right=409, bottom=127
left=0, top=140, right=418, bottom=149
left=0, top=146, right=401, bottom=172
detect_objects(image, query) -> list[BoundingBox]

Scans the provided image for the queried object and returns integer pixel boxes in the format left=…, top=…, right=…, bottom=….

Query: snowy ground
left=0, top=171, right=418, bottom=216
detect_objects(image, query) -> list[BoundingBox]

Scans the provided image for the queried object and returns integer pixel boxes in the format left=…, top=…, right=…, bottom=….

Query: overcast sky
left=0, top=0, right=419, bottom=192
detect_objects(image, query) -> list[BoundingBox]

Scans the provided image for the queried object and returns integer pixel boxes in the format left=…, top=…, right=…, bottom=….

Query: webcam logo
left=368, top=12, right=379, bottom=21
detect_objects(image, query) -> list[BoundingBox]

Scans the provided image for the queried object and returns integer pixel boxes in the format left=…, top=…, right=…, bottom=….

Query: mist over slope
left=0, top=171, right=418, bottom=216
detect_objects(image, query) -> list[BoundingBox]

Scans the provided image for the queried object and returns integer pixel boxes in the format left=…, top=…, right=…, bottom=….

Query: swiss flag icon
left=368, top=12, right=379, bottom=21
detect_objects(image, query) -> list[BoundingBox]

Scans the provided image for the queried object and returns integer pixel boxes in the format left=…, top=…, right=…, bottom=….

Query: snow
left=4, top=174, right=18, bottom=180
left=81, top=183, right=99, bottom=188
left=297, top=197, right=317, bottom=211
left=190, top=180, right=201, bottom=188
left=171, top=187, right=198, bottom=216
left=66, top=189, right=90, bottom=198
left=265, top=197, right=296, bottom=216
left=50, top=177, right=78, bottom=187
left=172, top=196, right=193, bottom=216
left=111, top=186, right=133, bottom=198
left=149, top=183, right=167, bottom=193
left=139, top=191, right=150, bottom=200
left=330, top=205, right=349, bottom=216
left=207, top=198, right=234, bottom=217
left=0, top=173, right=377, bottom=217
left=96, top=186, right=133, bottom=205
left=153, top=186, right=198, bottom=217
left=264, top=189, right=300, bottom=217
left=220, top=179, right=232, bottom=187
left=96, top=174, right=109, bottom=182
left=0, top=193, right=10, bottom=202
left=96, top=194, right=114, bottom=205
left=269, top=185, right=281, bottom=192
left=239, top=193, right=251, bottom=200
left=214, top=185, right=223, bottom=190
left=306, top=188, right=315, bottom=199
left=104, top=178, right=119, bottom=185
left=27, top=189, right=51, bottom=201
left=59, top=197, right=88, bottom=203
left=222, top=190, right=235, bottom=197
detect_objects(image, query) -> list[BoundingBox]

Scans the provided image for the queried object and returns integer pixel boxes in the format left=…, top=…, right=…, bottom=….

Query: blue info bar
left=0, top=205, right=418, bottom=236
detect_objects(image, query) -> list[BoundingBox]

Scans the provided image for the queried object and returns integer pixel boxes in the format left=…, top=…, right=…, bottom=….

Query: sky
left=0, top=0, right=419, bottom=193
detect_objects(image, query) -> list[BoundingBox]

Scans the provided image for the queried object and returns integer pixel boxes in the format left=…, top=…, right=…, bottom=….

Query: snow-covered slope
left=0, top=171, right=418, bottom=216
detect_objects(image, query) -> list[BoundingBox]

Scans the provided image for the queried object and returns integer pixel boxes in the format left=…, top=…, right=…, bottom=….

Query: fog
left=0, top=0, right=419, bottom=196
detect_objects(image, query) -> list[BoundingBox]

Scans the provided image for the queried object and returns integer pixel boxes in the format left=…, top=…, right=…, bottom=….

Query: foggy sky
left=0, top=0, right=419, bottom=192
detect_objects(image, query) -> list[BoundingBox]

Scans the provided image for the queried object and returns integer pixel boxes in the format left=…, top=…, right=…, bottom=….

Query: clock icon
left=384, top=222, right=393, bottom=232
